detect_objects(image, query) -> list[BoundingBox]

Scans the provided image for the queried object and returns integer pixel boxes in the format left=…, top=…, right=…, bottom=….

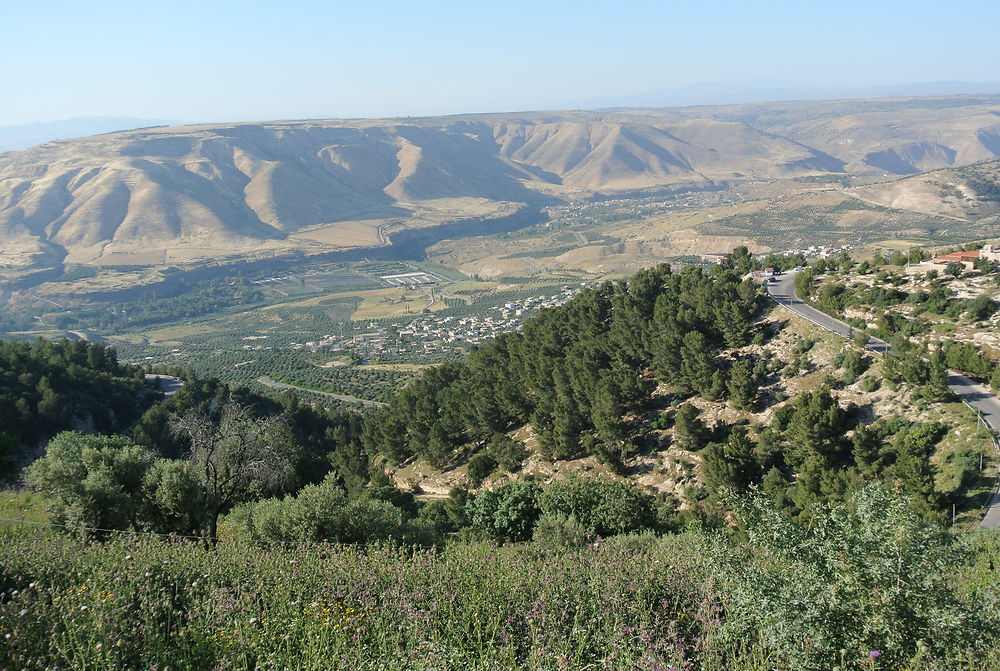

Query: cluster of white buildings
left=379, top=271, right=441, bottom=287
left=293, top=285, right=589, bottom=359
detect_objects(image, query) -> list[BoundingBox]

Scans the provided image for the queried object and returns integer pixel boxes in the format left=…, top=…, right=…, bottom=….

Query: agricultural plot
left=695, top=196, right=985, bottom=251
left=252, top=265, right=378, bottom=299
left=287, top=218, right=386, bottom=248
left=380, top=271, right=440, bottom=287
left=110, top=281, right=587, bottom=402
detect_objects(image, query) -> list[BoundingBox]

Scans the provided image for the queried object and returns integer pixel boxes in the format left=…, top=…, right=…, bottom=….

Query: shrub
left=467, top=453, right=498, bottom=487
left=237, top=475, right=417, bottom=545
left=965, top=295, right=997, bottom=321
left=649, top=410, right=673, bottom=431
left=539, top=475, right=658, bottom=537
left=712, top=485, right=988, bottom=670
left=487, top=434, right=528, bottom=472
left=860, top=375, right=881, bottom=393
left=793, top=337, right=815, bottom=355
left=532, top=513, right=590, bottom=549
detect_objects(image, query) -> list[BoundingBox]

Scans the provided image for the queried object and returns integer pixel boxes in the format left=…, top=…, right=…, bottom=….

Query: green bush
left=538, top=475, right=659, bottom=537
left=467, top=452, right=498, bottom=487
left=236, top=475, right=425, bottom=545
left=466, top=481, right=541, bottom=542
left=531, top=513, right=590, bottom=549
left=860, top=375, right=881, bottom=392
left=713, top=485, right=988, bottom=670
left=25, top=432, right=154, bottom=533
left=487, top=434, right=528, bottom=472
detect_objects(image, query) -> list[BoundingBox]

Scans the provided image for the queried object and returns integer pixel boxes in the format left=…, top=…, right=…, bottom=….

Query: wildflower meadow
left=0, top=487, right=998, bottom=671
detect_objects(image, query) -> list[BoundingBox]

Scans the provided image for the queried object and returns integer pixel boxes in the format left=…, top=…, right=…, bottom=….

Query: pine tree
left=724, top=246, right=754, bottom=274
left=727, top=359, right=757, bottom=411
left=680, top=331, right=717, bottom=398
left=702, top=425, right=758, bottom=492
left=717, top=299, right=753, bottom=348
left=673, top=402, right=709, bottom=451
left=783, top=389, right=849, bottom=469
left=707, top=369, right=727, bottom=401
left=991, top=364, right=1000, bottom=392
left=761, top=466, right=790, bottom=507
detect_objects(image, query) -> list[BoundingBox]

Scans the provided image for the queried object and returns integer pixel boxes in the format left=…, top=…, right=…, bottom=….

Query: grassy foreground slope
left=0, top=487, right=998, bottom=671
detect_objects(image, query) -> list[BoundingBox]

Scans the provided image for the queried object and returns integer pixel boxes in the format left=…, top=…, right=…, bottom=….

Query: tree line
left=0, top=339, right=152, bottom=476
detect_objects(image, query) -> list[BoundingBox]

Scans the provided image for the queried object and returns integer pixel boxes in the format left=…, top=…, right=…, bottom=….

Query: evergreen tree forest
left=0, top=339, right=150, bottom=449
left=2, top=254, right=994, bottom=543
left=363, top=263, right=760, bottom=470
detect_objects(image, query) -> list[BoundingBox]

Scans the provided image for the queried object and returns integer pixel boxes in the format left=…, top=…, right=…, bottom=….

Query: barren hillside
left=2, top=96, right=1000, bottom=276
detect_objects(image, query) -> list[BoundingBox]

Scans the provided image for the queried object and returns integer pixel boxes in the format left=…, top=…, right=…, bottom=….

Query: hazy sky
left=4, top=0, right=998, bottom=125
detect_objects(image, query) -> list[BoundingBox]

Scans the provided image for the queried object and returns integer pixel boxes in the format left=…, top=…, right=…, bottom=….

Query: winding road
left=766, top=271, right=1000, bottom=528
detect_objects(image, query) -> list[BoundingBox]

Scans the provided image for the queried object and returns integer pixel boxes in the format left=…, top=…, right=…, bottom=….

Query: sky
left=3, top=0, right=999, bottom=126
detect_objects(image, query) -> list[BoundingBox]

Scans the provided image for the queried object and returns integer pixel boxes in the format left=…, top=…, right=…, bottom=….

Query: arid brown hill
left=2, top=97, right=999, bottom=273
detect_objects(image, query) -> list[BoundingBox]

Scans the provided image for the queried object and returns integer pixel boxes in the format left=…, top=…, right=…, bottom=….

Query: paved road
left=256, top=376, right=387, bottom=407
left=767, top=273, right=891, bottom=352
left=766, top=272, right=1000, bottom=528
left=144, top=374, right=184, bottom=398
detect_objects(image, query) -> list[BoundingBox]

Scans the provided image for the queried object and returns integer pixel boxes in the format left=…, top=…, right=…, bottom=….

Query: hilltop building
left=981, top=244, right=1000, bottom=263
left=931, top=249, right=981, bottom=269
left=928, top=244, right=1000, bottom=271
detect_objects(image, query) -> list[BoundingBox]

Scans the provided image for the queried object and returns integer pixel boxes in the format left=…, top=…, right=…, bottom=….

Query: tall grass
left=0, top=525, right=998, bottom=670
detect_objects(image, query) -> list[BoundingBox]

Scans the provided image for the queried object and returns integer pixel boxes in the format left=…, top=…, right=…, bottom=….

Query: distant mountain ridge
left=2, top=97, right=1000, bottom=274
left=0, top=117, right=178, bottom=153
left=576, top=81, right=1000, bottom=109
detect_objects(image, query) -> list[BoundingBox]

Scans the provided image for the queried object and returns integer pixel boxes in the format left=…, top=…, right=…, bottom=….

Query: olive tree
left=26, top=432, right=153, bottom=533
left=170, top=403, right=297, bottom=541
left=466, top=481, right=542, bottom=542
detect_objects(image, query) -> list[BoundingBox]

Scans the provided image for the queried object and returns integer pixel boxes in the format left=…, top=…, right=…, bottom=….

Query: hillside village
left=275, top=284, right=594, bottom=359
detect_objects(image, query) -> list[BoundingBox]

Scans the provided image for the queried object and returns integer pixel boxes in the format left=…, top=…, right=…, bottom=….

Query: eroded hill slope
left=3, top=97, right=1000, bottom=274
